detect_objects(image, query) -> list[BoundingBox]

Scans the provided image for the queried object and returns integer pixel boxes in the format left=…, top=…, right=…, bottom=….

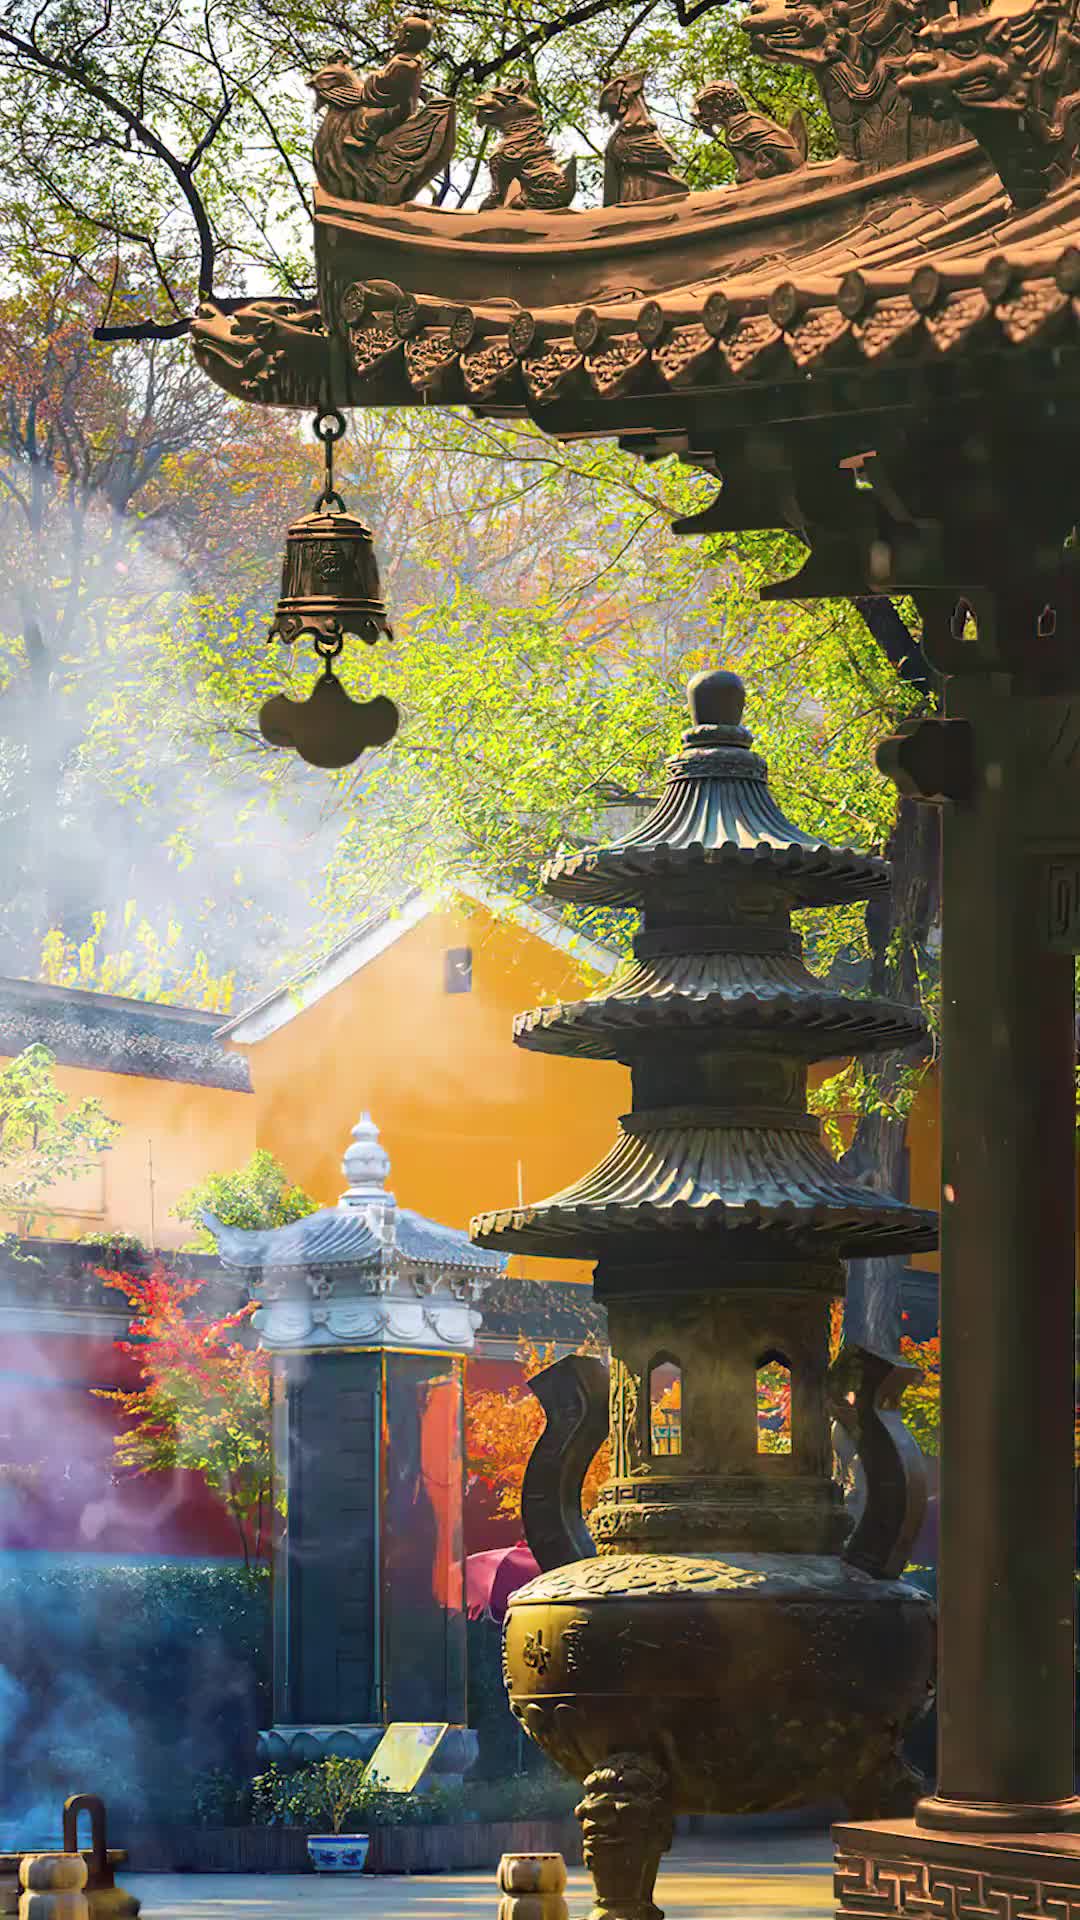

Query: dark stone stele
left=471, top=668, right=938, bottom=1920
left=203, top=1117, right=504, bottom=1770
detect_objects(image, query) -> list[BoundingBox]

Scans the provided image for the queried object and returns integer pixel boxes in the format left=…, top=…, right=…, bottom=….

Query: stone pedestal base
left=257, top=1722, right=481, bottom=1780
left=257, top=1725, right=384, bottom=1766
left=835, top=1818, right=1080, bottom=1919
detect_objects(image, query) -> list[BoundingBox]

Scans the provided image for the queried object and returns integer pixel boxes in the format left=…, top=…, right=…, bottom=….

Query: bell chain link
left=313, top=409, right=347, bottom=514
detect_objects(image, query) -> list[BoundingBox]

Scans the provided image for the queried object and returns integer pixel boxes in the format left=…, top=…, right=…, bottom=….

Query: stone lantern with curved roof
left=205, top=1113, right=502, bottom=1767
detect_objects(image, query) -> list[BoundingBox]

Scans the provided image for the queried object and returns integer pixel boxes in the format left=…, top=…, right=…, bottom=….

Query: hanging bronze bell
left=267, top=506, right=391, bottom=649
left=261, top=409, right=399, bottom=767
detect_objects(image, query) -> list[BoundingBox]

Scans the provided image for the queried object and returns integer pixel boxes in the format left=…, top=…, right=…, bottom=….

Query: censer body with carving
left=471, top=670, right=936, bottom=1920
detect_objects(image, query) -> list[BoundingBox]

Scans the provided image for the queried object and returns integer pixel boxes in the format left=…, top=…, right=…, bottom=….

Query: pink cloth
left=466, top=1541, right=540, bottom=1623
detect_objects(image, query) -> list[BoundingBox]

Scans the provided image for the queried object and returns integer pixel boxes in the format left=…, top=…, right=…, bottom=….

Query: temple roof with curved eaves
left=205, top=1112, right=503, bottom=1279
left=192, top=147, right=1080, bottom=441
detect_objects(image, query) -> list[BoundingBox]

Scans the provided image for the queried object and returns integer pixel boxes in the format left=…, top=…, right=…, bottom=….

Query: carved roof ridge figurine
left=899, top=0, right=1080, bottom=206
left=692, top=79, right=808, bottom=182
left=599, top=70, right=690, bottom=204
left=475, top=78, right=578, bottom=210
left=744, top=0, right=967, bottom=166
left=310, top=14, right=456, bottom=205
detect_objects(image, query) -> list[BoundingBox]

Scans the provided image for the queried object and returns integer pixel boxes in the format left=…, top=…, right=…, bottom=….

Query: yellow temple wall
left=230, top=902, right=630, bottom=1286
left=0, top=1057, right=255, bottom=1248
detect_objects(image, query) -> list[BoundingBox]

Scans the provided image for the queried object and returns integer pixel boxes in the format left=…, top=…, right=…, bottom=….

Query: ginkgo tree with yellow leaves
left=39, top=903, right=236, bottom=1012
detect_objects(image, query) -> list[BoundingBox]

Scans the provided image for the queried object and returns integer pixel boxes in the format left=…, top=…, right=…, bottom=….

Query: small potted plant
left=303, top=1759, right=371, bottom=1873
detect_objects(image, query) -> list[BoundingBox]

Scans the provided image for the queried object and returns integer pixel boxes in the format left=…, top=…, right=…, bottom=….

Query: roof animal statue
left=692, top=80, right=808, bottom=179
left=744, top=0, right=966, bottom=165
left=310, top=15, right=455, bottom=205
left=599, top=71, right=690, bottom=203
left=899, top=0, right=1080, bottom=206
left=475, top=80, right=577, bottom=209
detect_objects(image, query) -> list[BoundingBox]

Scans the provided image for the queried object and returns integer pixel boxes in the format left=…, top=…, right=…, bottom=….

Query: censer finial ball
left=687, top=667, right=746, bottom=727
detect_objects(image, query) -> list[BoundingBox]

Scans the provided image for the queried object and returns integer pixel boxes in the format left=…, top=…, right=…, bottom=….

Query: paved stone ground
left=126, top=1830, right=834, bottom=1920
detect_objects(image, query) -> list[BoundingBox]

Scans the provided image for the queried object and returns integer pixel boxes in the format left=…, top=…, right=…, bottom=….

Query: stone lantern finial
left=341, top=1111, right=395, bottom=1235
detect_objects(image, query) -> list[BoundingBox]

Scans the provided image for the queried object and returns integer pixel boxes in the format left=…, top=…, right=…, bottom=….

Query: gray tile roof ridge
left=0, top=973, right=230, bottom=1025
left=0, top=978, right=251, bottom=1091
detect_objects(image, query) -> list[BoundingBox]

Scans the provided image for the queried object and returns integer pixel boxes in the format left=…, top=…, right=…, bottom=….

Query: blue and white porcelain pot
left=306, top=1834, right=370, bottom=1873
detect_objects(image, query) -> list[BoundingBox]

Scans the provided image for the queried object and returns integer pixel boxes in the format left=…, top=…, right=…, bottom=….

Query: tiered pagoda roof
left=472, top=670, right=937, bottom=1263
left=205, top=1113, right=502, bottom=1352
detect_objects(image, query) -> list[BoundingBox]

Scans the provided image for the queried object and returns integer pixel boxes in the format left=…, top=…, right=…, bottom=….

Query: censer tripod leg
left=576, top=1753, right=673, bottom=1920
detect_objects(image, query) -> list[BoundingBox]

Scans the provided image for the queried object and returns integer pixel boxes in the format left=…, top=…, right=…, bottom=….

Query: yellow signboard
left=365, top=1722, right=450, bottom=1793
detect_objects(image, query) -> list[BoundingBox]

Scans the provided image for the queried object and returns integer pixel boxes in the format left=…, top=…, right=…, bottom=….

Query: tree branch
left=92, top=291, right=275, bottom=342
left=0, top=21, right=221, bottom=312
left=850, top=594, right=933, bottom=700
left=467, top=0, right=634, bottom=83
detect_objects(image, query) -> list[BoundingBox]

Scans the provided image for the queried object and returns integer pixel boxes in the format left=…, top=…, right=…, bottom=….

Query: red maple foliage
left=95, top=1265, right=273, bottom=1570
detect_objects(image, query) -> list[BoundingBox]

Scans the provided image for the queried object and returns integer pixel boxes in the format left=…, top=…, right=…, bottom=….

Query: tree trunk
left=839, top=797, right=941, bottom=1353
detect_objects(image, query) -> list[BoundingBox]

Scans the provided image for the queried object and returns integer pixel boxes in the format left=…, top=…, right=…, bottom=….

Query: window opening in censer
left=649, top=1360, right=682, bottom=1456
left=756, top=1352, right=792, bottom=1455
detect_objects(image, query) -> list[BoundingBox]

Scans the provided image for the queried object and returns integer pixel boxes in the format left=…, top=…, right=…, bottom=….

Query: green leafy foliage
left=0, top=1561, right=269, bottom=1827
left=175, top=1149, right=320, bottom=1250
left=249, top=1759, right=579, bottom=1830
left=0, top=1042, right=118, bottom=1234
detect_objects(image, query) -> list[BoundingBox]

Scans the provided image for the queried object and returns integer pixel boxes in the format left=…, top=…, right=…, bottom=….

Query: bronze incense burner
left=473, top=669, right=937, bottom=1920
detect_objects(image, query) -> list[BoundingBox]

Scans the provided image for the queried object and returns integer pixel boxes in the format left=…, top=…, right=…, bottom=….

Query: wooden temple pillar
left=928, top=678, right=1077, bottom=1826
left=837, top=588, right=1080, bottom=1896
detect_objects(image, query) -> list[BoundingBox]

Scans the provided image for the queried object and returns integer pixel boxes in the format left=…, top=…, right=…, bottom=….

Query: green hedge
left=0, top=1560, right=269, bottom=1830
left=250, top=1758, right=579, bottom=1829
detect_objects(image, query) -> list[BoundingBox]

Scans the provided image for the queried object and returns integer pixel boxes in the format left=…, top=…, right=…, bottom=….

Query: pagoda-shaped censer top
left=472, top=669, right=937, bottom=1920
left=541, top=667, right=890, bottom=906
left=474, top=667, right=936, bottom=1264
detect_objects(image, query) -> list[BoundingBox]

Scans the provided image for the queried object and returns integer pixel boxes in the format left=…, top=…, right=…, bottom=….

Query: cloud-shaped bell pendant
left=260, top=410, right=399, bottom=768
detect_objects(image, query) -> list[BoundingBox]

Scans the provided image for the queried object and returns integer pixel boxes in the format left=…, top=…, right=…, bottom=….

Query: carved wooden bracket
left=827, top=1344, right=928, bottom=1580
left=521, top=1353, right=610, bottom=1571
left=876, top=716, right=974, bottom=805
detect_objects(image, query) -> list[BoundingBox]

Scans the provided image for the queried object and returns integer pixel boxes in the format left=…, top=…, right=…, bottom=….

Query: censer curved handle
left=827, top=1343, right=928, bottom=1581
left=63, top=1795, right=108, bottom=1885
left=521, top=1354, right=610, bottom=1572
